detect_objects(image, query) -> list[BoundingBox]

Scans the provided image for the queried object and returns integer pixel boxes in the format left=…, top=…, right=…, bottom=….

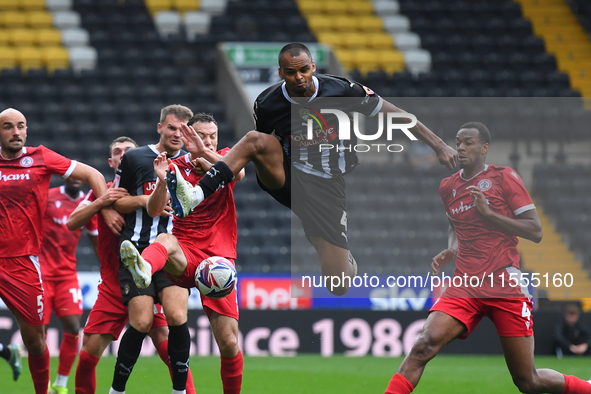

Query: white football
left=195, top=256, right=237, bottom=299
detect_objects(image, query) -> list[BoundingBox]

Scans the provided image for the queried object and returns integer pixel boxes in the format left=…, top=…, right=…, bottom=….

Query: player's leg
left=385, top=311, right=466, bottom=394
left=75, top=333, right=113, bottom=394
left=110, top=295, right=155, bottom=394
left=500, top=336, right=590, bottom=394
left=148, top=324, right=196, bottom=394
left=308, top=237, right=356, bottom=296
left=159, top=286, right=190, bottom=394
left=210, top=312, right=242, bottom=394
left=0, top=342, right=21, bottom=381
left=50, top=314, right=81, bottom=394
left=13, top=311, right=50, bottom=394
left=140, top=233, right=188, bottom=277
left=168, top=131, right=285, bottom=215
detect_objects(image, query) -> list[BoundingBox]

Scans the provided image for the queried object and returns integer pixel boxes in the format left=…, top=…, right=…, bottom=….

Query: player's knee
left=165, top=309, right=187, bottom=326
left=217, top=334, right=239, bottom=357
left=409, top=332, right=439, bottom=362
left=512, top=375, right=541, bottom=394
left=131, top=316, right=154, bottom=333
left=244, top=130, right=268, bottom=155
left=155, top=233, right=175, bottom=249
left=63, top=322, right=81, bottom=335
left=22, top=334, right=46, bottom=356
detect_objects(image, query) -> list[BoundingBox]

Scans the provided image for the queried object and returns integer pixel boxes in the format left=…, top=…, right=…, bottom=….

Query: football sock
left=220, top=350, right=243, bottom=394
left=58, top=332, right=79, bottom=377
left=55, top=373, right=69, bottom=388
left=385, top=373, right=414, bottom=394
left=28, top=347, right=50, bottom=394
left=156, top=340, right=196, bottom=394
left=0, top=343, right=10, bottom=361
left=142, top=242, right=168, bottom=273
left=75, top=350, right=100, bottom=394
left=111, top=325, right=146, bottom=392
left=562, top=374, right=591, bottom=394
left=197, top=161, right=235, bottom=202
left=168, top=323, right=191, bottom=391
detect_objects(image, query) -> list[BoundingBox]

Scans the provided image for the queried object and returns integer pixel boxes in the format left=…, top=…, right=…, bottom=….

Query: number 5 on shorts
left=36, top=295, right=43, bottom=314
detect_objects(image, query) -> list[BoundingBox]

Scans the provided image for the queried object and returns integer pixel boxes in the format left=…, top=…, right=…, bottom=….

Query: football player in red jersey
left=0, top=108, right=109, bottom=394
left=385, top=123, right=591, bottom=394
left=120, top=113, right=245, bottom=394
left=68, top=137, right=196, bottom=394
left=40, top=177, right=99, bottom=394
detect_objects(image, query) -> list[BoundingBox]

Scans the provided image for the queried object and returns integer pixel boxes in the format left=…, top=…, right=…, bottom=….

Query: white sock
left=172, top=390, right=186, bottom=394
left=0, top=343, right=4, bottom=352
left=191, top=185, right=204, bottom=209
left=55, top=374, right=69, bottom=387
left=109, top=388, right=125, bottom=394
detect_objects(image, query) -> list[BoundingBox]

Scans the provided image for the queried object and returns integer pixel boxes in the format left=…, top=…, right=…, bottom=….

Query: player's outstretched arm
left=380, top=101, right=458, bottom=169
left=70, top=162, right=108, bottom=197
left=193, top=157, right=245, bottom=182
left=467, top=185, right=543, bottom=243
left=146, top=153, right=171, bottom=218
left=67, top=185, right=129, bottom=231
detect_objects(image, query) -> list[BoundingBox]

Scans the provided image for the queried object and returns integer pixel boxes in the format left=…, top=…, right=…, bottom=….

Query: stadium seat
left=346, top=1, right=374, bottom=15
left=368, top=32, right=394, bottom=49
left=61, top=28, right=90, bottom=47
left=356, top=15, right=384, bottom=32
left=16, top=46, right=43, bottom=72
left=36, top=28, right=61, bottom=46
left=200, top=0, right=227, bottom=14
left=316, top=32, right=344, bottom=49
left=19, top=0, right=46, bottom=10
left=42, top=46, right=69, bottom=72
left=145, top=0, right=172, bottom=15
left=307, top=15, right=332, bottom=33
left=404, top=49, right=431, bottom=75
left=68, top=46, right=97, bottom=73
left=353, top=49, right=380, bottom=75
left=46, top=0, right=72, bottom=12
left=0, top=46, right=17, bottom=69
left=154, top=10, right=181, bottom=38
left=297, top=0, right=322, bottom=16
left=172, top=0, right=199, bottom=13
left=0, top=11, right=27, bottom=28
left=8, top=28, right=36, bottom=46
left=52, top=11, right=81, bottom=29
left=184, top=11, right=211, bottom=40
left=0, top=30, right=8, bottom=45
left=323, top=1, right=347, bottom=15
left=342, top=32, right=368, bottom=49
left=382, top=14, right=410, bottom=33
left=27, top=11, right=53, bottom=28
left=393, top=32, right=420, bottom=50
left=373, top=0, right=400, bottom=15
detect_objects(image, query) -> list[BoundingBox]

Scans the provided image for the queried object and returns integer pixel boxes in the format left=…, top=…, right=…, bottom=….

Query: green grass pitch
left=1, top=355, right=590, bottom=393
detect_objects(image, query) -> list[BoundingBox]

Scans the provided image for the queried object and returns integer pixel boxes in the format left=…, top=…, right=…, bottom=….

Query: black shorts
left=257, top=149, right=349, bottom=249
left=118, top=265, right=176, bottom=305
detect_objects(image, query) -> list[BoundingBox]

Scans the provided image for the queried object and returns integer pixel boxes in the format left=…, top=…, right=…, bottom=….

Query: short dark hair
left=278, top=42, right=312, bottom=67
left=109, top=136, right=137, bottom=154
left=160, top=104, right=193, bottom=124
left=460, top=122, right=491, bottom=145
left=188, top=112, right=217, bottom=127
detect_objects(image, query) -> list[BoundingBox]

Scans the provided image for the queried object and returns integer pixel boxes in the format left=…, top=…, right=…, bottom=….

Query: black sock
left=112, top=325, right=147, bottom=391
left=168, top=323, right=191, bottom=391
left=0, top=344, right=10, bottom=361
left=199, top=161, right=235, bottom=199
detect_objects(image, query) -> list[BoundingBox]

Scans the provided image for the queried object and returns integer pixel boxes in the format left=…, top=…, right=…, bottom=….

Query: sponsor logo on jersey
left=20, top=156, right=33, bottom=167
left=143, top=181, right=157, bottom=195
left=477, top=179, right=492, bottom=192
left=450, top=200, right=476, bottom=215
left=0, top=171, right=30, bottom=182
left=52, top=215, right=68, bottom=225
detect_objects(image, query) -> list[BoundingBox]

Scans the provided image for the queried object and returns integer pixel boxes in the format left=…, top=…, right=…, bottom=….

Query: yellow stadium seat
left=0, top=30, right=8, bottom=45
left=332, top=15, right=356, bottom=32
left=19, top=0, right=46, bottom=10
left=346, top=1, right=374, bottom=15
left=0, top=1, right=19, bottom=11
left=353, top=49, right=380, bottom=75
left=323, top=1, right=347, bottom=15
left=334, top=48, right=354, bottom=70
left=36, top=28, right=61, bottom=46
left=9, top=28, right=35, bottom=45
left=377, top=50, right=405, bottom=74
left=16, top=46, right=42, bottom=71
left=297, top=0, right=322, bottom=16
left=342, top=32, right=368, bottom=49
left=27, top=10, right=52, bottom=27
left=356, top=15, right=383, bottom=32
left=307, top=14, right=332, bottom=33
left=0, top=46, right=17, bottom=69
left=316, top=32, right=344, bottom=49
left=0, top=11, right=27, bottom=28
left=42, top=46, right=69, bottom=72
left=368, top=32, right=393, bottom=49
left=145, top=0, right=172, bottom=15
left=172, top=0, right=199, bottom=13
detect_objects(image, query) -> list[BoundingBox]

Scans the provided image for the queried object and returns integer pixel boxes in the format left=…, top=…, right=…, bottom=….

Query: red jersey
left=440, top=164, right=535, bottom=278
left=39, top=186, right=98, bottom=280
left=172, top=149, right=237, bottom=259
left=81, top=185, right=123, bottom=300
left=0, top=146, right=76, bottom=257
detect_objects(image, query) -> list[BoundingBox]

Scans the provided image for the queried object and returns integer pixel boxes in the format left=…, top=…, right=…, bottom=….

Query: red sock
left=142, top=242, right=168, bottom=272
left=75, top=350, right=100, bottom=394
left=156, top=340, right=196, bottom=394
left=221, top=350, right=243, bottom=394
left=58, top=332, right=80, bottom=376
left=28, top=347, right=50, bottom=394
left=385, top=373, right=414, bottom=394
left=563, top=374, right=591, bottom=394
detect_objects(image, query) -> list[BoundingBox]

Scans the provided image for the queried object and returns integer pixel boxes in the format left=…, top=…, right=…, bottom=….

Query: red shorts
left=169, top=244, right=239, bottom=321
left=84, top=285, right=167, bottom=339
left=42, top=277, right=83, bottom=325
left=430, top=296, right=534, bottom=339
left=0, top=256, right=45, bottom=326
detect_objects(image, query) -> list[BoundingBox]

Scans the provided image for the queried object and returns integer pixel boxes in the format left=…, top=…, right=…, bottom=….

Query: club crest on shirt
left=20, top=156, right=33, bottom=167
left=477, top=179, right=492, bottom=192
left=55, top=201, right=62, bottom=208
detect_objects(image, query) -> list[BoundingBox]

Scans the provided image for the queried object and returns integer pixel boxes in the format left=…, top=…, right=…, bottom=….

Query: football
left=195, top=256, right=237, bottom=299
